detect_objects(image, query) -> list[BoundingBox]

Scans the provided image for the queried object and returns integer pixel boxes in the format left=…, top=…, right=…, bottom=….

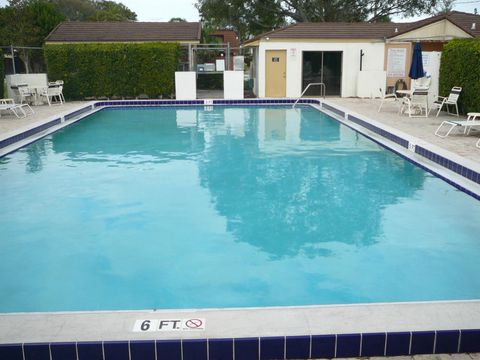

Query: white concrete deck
left=328, top=98, right=480, bottom=165
left=1, top=301, right=480, bottom=343
left=0, top=101, right=89, bottom=136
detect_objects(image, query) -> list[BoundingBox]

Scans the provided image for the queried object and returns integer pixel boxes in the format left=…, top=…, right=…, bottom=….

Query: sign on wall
left=386, top=48, right=407, bottom=77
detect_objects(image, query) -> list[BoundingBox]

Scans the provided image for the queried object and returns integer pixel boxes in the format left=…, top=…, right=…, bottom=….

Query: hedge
left=44, top=42, right=180, bottom=100
left=439, top=39, right=480, bottom=114
left=0, top=49, right=4, bottom=99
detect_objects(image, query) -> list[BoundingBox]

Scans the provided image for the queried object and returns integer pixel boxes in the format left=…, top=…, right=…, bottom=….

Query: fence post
left=10, top=45, right=16, bottom=75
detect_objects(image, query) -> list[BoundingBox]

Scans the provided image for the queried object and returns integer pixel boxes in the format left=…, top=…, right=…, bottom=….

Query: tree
left=196, top=0, right=438, bottom=40
left=433, top=0, right=454, bottom=14
left=8, top=0, right=137, bottom=21
left=0, top=0, right=137, bottom=72
left=196, top=0, right=286, bottom=41
left=51, top=0, right=97, bottom=20
left=169, top=17, right=187, bottom=22
left=0, top=0, right=65, bottom=71
left=91, top=1, right=137, bottom=21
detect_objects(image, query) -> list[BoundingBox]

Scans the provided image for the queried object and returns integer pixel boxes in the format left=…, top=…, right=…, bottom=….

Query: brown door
left=265, top=50, right=286, bottom=97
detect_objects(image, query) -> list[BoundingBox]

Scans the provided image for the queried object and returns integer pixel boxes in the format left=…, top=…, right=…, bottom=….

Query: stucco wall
left=256, top=40, right=386, bottom=98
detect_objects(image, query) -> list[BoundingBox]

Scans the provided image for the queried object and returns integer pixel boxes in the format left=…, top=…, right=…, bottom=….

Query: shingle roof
left=243, top=11, right=480, bottom=45
left=45, top=22, right=202, bottom=43
left=395, top=11, right=480, bottom=37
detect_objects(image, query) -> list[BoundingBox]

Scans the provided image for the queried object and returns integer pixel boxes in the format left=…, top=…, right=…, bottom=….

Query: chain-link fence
left=1, top=45, right=45, bottom=75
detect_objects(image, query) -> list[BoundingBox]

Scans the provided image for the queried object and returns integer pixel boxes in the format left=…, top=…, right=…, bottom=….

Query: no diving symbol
left=132, top=318, right=205, bottom=332
left=185, top=318, right=203, bottom=329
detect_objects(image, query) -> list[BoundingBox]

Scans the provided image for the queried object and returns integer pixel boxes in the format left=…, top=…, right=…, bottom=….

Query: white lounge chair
left=476, top=138, right=480, bottom=149
left=435, top=112, right=480, bottom=138
left=0, top=98, right=34, bottom=118
left=378, top=88, right=398, bottom=112
left=429, top=86, right=462, bottom=117
left=399, top=89, right=429, bottom=117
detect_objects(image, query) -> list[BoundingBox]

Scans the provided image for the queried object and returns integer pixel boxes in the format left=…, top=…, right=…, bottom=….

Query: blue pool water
left=0, top=106, right=479, bottom=312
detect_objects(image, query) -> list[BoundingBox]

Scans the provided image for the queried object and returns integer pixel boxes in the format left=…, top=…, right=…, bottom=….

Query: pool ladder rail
left=292, top=82, right=326, bottom=109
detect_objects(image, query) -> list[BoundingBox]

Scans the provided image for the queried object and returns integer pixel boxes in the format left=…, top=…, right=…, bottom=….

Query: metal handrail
left=292, top=82, right=326, bottom=108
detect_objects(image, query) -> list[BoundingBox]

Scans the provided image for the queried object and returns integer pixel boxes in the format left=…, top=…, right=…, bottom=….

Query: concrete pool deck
left=0, top=99, right=479, bottom=359
left=0, top=101, right=89, bottom=136
left=328, top=98, right=480, bottom=165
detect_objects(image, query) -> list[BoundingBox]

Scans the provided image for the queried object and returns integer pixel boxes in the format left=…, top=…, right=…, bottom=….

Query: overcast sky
left=0, top=0, right=478, bottom=22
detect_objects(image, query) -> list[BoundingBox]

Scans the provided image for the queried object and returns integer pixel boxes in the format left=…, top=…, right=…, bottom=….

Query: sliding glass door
left=302, top=51, right=342, bottom=96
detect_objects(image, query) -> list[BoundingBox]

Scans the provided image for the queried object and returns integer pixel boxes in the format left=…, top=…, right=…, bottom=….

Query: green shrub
left=44, top=42, right=180, bottom=100
left=439, top=39, right=480, bottom=114
left=0, top=49, right=4, bottom=99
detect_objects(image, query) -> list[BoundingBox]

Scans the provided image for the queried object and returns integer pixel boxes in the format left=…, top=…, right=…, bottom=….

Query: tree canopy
left=0, top=0, right=137, bottom=46
left=196, top=0, right=438, bottom=40
left=0, top=0, right=64, bottom=47
left=0, top=0, right=137, bottom=73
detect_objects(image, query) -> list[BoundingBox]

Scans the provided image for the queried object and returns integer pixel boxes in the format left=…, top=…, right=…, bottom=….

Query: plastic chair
left=48, top=80, right=65, bottom=103
left=17, top=86, right=36, bottom=104
left=0, top=98, right=34, bottom=118
left=412, top=76, right=431, bottom=91
left=435, top=112, right=480, bottom=138
left=378, top=88, right=398, bottom=112
left=40, top=85, right=64, bottom=106
left=429, top=86, right=462, bottom=117
left=399, top=89, right=429, bottom=117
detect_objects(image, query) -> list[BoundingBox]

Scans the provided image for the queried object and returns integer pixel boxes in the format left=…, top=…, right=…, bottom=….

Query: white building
left=243, top=11, right=480, bottom=99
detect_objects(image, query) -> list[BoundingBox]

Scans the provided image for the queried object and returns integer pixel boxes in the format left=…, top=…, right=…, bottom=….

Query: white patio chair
left=435, top=112, right=480, bottom=138
left=17, top=85, right=36, bottom=105
left=39, top=85, right=64, bottom=106
left=412, top=76, right=431, bottom=91
left=476, top=137, right=480, bottom=149
left=48, top=80, right=65, bottom=103
left=399, top=89, right=429, bottom=118
left=0, top=98, right=34, bottom=118
left=378, top=88, right=398, bottom=112
left=429, top=86, right=462, bottom=117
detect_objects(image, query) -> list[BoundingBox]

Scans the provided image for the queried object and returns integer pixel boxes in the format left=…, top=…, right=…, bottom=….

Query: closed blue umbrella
left=409, top=42, right=425, bottom=79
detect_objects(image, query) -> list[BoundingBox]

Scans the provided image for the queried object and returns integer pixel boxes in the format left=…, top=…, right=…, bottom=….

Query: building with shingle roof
left=244, top=11, right=480, bottom=99
left=45, top=21, right=202, bottom=44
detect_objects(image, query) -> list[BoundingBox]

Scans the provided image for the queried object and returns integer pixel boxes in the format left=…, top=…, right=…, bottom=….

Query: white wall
left=357, top=71, right=387, bottom=98
left=421, top=51, right=441, bottom=107
left=223, top=71, right=244, bottom=99
left=6, top=74, right=48, bottom=99
left=256, top=41, right=385, bottom=98
left=175, top=72, right=196, bottom=100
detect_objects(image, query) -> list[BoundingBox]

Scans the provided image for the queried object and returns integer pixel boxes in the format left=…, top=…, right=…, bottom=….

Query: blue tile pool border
left=0, top=117, right=62, bottom=149
left=2, top=329, right=479, bottom=360
left=0, top=104, right=93, bottom=154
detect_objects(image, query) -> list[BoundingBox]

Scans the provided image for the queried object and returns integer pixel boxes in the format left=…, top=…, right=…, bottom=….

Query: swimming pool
left=0, top=105, right=479, bottom=313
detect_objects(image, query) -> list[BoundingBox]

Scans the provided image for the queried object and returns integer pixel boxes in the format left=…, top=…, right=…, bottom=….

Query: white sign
left=216, top=59, right=225, bottom=72
left=422, top=52, right=431, bottom=68
left=233, top=56, right=244, bottom=71
left=387, top=48, right=407, bottom=77
left=133, top=318, right=206, bottom=332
